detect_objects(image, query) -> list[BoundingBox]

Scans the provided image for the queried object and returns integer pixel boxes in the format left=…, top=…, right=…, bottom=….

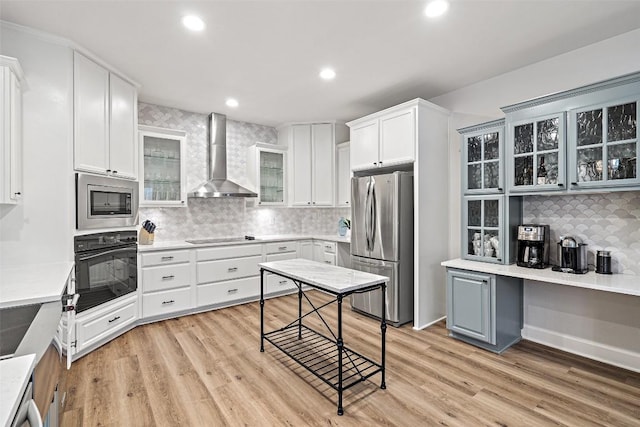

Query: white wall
left=0, top=23, right=74, bottom=266
left=430, top=28, right=640, bottom=370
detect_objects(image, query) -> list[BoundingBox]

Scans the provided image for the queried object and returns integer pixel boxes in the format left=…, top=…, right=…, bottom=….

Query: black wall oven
left=74, top=231, right=137, bottom=312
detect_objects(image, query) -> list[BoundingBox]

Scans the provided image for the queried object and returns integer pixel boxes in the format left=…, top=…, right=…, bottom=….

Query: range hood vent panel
left=189, top=113, right=257, bottom=198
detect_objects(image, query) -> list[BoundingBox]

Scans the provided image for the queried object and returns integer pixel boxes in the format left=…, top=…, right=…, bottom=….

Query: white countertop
left=259, top=258, right=387, bottom=294
left=0, top=261, right=74, bottom=309
left=441, top=258, right=640, bottom=297
left=138, top=234, right=350, bottom=252
left=0, top=353, right=36, bottom=427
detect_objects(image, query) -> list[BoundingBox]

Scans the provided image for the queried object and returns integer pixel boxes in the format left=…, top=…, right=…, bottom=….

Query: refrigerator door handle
left=370, top=180, right=377, bottom=251
left=364, top=179, right=372, bottom=251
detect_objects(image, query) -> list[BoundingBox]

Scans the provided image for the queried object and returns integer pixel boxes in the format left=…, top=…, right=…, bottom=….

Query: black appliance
left=552, top=236, right=589, bottom=274
left=74, top=231, right=138, bottom=312
left=516, top=224, right=550, bottom=268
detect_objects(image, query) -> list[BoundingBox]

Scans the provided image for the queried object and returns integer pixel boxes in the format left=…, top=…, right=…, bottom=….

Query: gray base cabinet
left=446, top=268, right=522, bottom=353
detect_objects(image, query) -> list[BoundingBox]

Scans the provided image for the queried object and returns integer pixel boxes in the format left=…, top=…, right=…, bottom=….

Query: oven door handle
left=78, top=246, right=135, bottom=261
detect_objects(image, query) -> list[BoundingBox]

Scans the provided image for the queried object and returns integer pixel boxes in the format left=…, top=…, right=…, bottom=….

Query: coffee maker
left=552, top=236, right=589, bottom=274
left=516, top=225, right=550, bottom=268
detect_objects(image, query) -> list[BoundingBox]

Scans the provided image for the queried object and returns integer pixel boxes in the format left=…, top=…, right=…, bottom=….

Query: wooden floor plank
left=61, top=291, right=640, bottom=426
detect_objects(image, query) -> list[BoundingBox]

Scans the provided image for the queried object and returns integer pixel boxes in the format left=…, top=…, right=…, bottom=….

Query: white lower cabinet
left=75, top=294, right=137, bottom=351
left=197, top=276, right=260, bottom=307
left=141, top=249, right=193, bottom=320
left=143, top=287, right=191, bottom=318
left=264, top=241, right=299, bottom=294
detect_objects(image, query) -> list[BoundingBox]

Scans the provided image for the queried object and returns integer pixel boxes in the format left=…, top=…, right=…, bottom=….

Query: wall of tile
left=138, top=102, right=349, bottom=241
left=523, top=191, right=640, bottom=275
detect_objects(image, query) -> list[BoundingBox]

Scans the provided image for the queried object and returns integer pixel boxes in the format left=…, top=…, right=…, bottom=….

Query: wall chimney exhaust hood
left=189, top=113, right=257, bottom=198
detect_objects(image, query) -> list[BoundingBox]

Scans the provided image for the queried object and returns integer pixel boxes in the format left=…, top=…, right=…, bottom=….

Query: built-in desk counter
left=441, top=258, right=640, bottom=297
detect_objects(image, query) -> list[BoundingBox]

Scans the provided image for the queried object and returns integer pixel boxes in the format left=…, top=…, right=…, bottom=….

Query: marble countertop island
left=259, top=258, right=387, bottom=294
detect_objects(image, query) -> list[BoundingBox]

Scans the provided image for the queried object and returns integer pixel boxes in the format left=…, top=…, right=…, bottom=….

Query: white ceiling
left=2, top=1, right=640, bottom=127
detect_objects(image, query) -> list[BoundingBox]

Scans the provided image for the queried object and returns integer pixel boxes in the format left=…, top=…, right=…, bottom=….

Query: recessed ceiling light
left=226, top=98, right=239, bottom=108
left=319, top=68, right=336, bottom=80
left=424, top=0, right=449, bottom=18
left=182, top=15, right=205, bottom=31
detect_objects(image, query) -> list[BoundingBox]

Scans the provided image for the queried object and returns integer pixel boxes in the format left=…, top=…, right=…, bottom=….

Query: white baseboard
left=522, top=325, right=640, bottom=373
left=413, top=315, right=446, bottom=331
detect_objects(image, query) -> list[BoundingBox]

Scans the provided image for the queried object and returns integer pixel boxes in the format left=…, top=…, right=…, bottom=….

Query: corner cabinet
left=279, top=122, right=348, bottom=207
left=74, top=51, right=138, bottom=180
left=139, top=125, right=187, bottom=207
left=348, top=101, right=416, bottom=171
left=336, top=141, right=351, bottom=207
left=459, top=119, right=505, bottom=194
left=247, top=143, right=287, bottom=206
left=446, top=268, right=522, bottom=354
left=0, top=56, right=26, bottom=204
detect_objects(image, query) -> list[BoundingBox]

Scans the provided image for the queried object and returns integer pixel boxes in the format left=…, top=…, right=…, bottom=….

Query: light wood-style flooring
left=60, top=291, right=640, bottom=426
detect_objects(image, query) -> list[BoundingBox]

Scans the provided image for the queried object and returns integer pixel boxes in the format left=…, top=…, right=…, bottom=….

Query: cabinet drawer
left=265, top=274, right=297, bottom=294
left=266, top=252, right=297, bottom=262
left=76, top=297, right=137, bottom=349
left=196, top=244, right=262, bottom=261
left=197, top=276, right=259, bottom=307
left=143, top=263, right=190, bottom=293
left=322, top=241, right=336, bottom=254
left=143, top=287, right=191, bottom=318
left=197, top=255, right=262, bottom=284
left=322, top=252, right=336, bottom=265
left=142, top=250, right=190, bottom=267
left=265, top=241, right=298, bottom=254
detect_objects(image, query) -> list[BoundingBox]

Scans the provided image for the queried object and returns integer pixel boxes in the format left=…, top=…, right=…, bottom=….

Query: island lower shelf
left=263, top=324, right=383, bottom=391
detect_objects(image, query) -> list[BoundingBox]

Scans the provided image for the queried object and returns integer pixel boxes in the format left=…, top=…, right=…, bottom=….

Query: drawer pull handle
left=227, top=267, right=238, bottom=272
left=278, top=246, right=287, bottom=250
left=325, top=245, right=332, bottom=250
left=108, top=316, right=121, bottom=323
left=162, top=300, right=175, bottom=305
left=161, top=256, right=174, bottom=261
left=325, top=261, right=332, bottom=264
left=227, top=288, right=238, bottom=294
left=162, top=275, right=175, bottom=280
left=279, top=280, right=287, bottom=285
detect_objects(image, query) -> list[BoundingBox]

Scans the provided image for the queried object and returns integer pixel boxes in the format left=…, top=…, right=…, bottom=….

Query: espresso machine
left=552, top=235, right=589, bottom=274
left=516, top=225, right=550, bottom=268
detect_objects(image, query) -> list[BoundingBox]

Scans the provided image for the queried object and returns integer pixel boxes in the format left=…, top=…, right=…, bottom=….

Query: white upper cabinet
left=350, top=119, right=379, bottom=170
left=0, top=56, right=26, bottom=204
left=336, top=142, right=350, bottom=207
left=247, top=143, right=287, bottom=206
left=281, top=122, right=346, bottom=207
left=347, top=101, right=417, bottom=171
left=74, top=51, right=138, bottom=180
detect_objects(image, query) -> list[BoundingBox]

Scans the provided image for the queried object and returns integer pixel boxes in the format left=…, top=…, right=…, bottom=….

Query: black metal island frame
left=259, top=258, right=389, bottom=416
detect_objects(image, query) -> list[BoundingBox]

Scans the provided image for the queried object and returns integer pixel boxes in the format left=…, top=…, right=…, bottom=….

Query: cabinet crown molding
left=457, top=118, right=505, bottom=135
left=346, top=98, right=449, bottom=127
left=501, top=71, right=640, bottom=113
left=0, top=55, right=28, bottom=90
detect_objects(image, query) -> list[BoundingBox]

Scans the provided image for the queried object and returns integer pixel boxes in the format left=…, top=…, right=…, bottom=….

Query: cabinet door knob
left=14, top=192, right=21, bottom=196
left=106, top=169, right=111, bottom=173
left=571, top=182, right=577, bottom=186
left=373, top=162, right=377, bottom=165
left=312, top=201, right=316, bottom=204
left=112, top=170, right=118, bottom=174
left=558, top=183, right=564, bottom=187
left=307, top=201, right=311, bottom=205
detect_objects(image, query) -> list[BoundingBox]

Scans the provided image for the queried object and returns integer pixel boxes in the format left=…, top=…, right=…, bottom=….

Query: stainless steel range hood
left=189, top=113, right=257, bottom=198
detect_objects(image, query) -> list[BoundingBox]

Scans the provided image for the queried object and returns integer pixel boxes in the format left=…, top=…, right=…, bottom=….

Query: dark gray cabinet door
left=446, top=270, right=495, bottom=344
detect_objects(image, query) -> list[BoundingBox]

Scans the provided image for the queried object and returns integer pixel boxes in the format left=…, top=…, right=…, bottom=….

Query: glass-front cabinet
left=569, top=98, right=638, bottom=189
left=247, top=143, right=287, bottom=205
left=509, top=112, right=565, bottom=192
left=138, top=125, right=187, bottom=207
left=462, top=195, right=504, bottom=264
left=460, top=119, right=504, bottom=194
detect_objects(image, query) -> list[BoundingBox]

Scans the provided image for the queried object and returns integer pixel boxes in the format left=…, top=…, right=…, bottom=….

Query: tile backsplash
left=523, top=191, right=640, bottom=275
left=138, top=102, right=350, bottom=241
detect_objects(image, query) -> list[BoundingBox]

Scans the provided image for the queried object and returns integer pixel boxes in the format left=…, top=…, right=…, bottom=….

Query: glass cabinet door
left=570, top=99, right=638, bottom=188
left=463, top=126, right=504, bottom=194
left=510, top=113, right=565, bottom=192
left=259, top=150, right=285, bottom=204
left=463, top=196, right=503, bottom=264
left=139, top=126, right=187, bottom=207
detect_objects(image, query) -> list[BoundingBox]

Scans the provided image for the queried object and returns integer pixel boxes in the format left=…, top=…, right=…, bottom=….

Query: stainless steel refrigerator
left=350, top=171, right=414, bottom=326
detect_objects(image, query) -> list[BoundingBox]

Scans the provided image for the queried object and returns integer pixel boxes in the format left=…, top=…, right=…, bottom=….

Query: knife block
left=139, top=228, right=154, bottom=245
